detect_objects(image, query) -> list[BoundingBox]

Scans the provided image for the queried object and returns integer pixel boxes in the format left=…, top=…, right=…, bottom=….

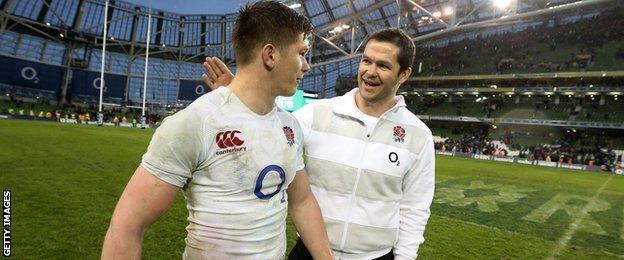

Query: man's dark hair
left=232, top=1, right=313, bottom=67
left=364, top=28, right=415, bottom=74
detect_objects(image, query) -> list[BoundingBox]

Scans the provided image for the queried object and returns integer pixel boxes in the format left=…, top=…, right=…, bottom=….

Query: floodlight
left=493, top=0, right=512, bottom=9
left=443, top=6, right=454, bottom=15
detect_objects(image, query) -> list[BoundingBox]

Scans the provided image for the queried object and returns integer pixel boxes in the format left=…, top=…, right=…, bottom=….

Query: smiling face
left=273, top=33, right=310, bottom=97
left=357, top=39, right=411, bottom=106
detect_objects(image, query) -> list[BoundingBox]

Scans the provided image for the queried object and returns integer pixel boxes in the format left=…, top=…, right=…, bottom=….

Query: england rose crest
left=393, top=126, right=406, bottom=143
left=283, top=126, right=295, bottom=146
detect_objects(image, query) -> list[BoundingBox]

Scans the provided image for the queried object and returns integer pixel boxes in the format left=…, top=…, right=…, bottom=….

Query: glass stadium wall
left=6, top=0, right=607, bottom=103
left=0, top=29, right=212, bottom=105
left=0, top=28, right=360, bottom=104
left=0, top=0, right=495, bottom=103
left=0, top=0, right=242, bottom=106
left=302, top=56, right=360, bottom=98
left=0, top=0, right=436, bottom=103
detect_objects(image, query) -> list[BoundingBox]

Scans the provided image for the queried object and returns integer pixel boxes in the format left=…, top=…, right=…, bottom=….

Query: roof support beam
left=316, top=0, right=394, bottom=32
left=412, top=0, right=614, bottom=43
left=406, top=0, right=449, bottom=28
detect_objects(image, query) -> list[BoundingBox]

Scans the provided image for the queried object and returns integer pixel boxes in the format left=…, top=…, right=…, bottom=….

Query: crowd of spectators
left=516, top=144, right=620, bottom=171
left=436, top=134, right=621, bottom=170
left=433, top=125, right=622, bottom=171
left=435, top=134, right=509, bottom=157
left=515, top=128, right=621, bottom=170
left=1, top=96, right=165, bottom=126
left=417, top=10, right=624, bottom=75
left=434, top=127, right=509, bottom=156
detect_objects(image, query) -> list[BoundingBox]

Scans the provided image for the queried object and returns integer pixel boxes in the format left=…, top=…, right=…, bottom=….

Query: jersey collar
left=333, top=87, right=406, bottom=120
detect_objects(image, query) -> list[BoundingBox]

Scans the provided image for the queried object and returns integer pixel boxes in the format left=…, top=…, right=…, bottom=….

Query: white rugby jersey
left=141, top=86, right=304, bottom=259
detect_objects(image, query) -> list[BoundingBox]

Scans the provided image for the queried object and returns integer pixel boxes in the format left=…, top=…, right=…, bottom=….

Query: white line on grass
left=602, top=250, right=624, bottom=259
left=436, top=215, right=531, bottom=238
left=547, top=175, right=614, bottom=260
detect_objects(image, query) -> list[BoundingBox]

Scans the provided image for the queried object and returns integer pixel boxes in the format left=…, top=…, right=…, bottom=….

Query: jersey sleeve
left=140, top=109, right=206, bottom=188
left=292, top=103, right=314, bottom=143
left=293, top=104, right=318, bottom=172
left=291, top=113, right=306, bottom=172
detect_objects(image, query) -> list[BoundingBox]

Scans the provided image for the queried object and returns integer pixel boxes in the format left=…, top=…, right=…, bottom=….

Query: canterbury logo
left=216, top=130, right=245, bottom=148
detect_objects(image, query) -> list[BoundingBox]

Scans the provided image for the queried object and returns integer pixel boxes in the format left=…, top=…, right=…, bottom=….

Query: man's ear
left=261, top=44, right=278, bottom=70
left=398, top=67, right=412, bottom=85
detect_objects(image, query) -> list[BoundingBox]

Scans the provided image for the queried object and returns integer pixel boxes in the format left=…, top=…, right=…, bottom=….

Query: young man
left=102, top=2, right=332, bottom=259
left=204, top=28, right=435, bottom=260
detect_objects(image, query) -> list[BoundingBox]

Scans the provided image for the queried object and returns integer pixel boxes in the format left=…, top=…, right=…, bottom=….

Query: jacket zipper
left=337, top=107, right=399, bottom=254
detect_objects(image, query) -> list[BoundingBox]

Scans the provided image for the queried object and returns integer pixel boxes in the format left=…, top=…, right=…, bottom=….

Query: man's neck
left=227, top=68, right=276, bottom=115
left=354, top=91, right=397, bottom=118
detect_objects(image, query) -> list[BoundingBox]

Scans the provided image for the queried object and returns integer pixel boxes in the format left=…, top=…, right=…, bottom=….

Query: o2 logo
left=389, top=152, right=400, bottom=166
left=93, top=77, right=108, bottom=92
left=254, top=165, right=286, bottom=202
left=21, top=67, right=39, bottom=83
left=195, top=85, right=205, bottom=95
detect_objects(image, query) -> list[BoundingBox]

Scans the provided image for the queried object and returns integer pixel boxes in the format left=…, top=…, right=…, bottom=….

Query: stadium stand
left=411, top=94, right=624, bottom=122
left=416, top=9, right=624, bottom=76
left=399, top=5, right=624, bottom=172
left=0, top=0, right=621, bottom=171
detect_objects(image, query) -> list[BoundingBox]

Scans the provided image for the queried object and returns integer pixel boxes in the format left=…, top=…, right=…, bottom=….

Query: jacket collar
left=333, top=87, right=406, bottom=119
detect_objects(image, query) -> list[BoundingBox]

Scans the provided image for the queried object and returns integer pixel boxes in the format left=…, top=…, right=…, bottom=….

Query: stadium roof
left=122, top=0, right=248, bottom=15
left=1, top=0, right=616, bottom=66
left=0, top=0, right=619, bottom=98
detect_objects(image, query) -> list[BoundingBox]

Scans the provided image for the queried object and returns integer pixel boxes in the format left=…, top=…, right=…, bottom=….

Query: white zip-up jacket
left=293, top=88, right=435, bottom=260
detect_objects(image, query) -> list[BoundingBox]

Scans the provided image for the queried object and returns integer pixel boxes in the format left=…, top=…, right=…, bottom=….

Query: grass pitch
left=1, top=119, right=623, bottom=259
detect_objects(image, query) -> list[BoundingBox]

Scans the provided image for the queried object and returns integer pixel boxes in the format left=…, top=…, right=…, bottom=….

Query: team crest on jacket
left=393, top=126, right=406, bottom=143
left=283, top=126, right=295, bottom=146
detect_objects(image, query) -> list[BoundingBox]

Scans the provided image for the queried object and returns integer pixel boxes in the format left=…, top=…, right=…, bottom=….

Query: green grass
left=2, top=120, right=624, bottom=259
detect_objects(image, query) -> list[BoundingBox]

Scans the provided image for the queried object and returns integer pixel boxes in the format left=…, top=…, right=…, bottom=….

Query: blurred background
left=0, top=0, right=623, bottom=258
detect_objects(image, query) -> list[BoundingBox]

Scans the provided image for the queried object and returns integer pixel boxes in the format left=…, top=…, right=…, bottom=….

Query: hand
left=201, top=57, right=234, bottom=90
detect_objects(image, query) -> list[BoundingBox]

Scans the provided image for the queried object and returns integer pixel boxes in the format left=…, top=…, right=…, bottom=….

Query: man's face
left=274, top=33, right=310, bottom=96
left=357, top=40, right=409, bottom=104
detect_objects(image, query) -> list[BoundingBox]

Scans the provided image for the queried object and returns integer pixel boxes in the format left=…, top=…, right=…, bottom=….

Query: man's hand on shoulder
left=201, top=57, right=234, bottom=90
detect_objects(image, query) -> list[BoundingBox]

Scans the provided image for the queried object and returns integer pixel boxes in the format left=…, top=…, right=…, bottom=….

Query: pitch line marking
left=547, top=175, right=614, bottom=260
left=602, top=250, right=624, bottom=259
left=436, top=215, right=531, bottom=238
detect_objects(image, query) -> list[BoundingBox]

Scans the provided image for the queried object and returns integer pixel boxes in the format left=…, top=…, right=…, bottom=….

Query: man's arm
left=287, top=169, right=333, bottom=260
left=201, top=57, right=234, bottom=90
left=101, top=166, right=180, bottom=260
left=394, top=138, right=435, bottom=260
